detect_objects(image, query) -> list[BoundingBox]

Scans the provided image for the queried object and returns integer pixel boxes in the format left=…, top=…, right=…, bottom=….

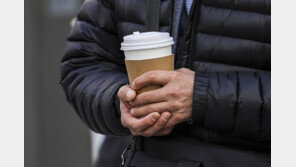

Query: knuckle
left=157, top=122, right=165, bottom=129
left=143, top=131, right=152, bottom=137
left=169, top=88, right=181, bottom=97
left=121, top=119, right=126, bottom=127
left=145, top=105, right=153, bottom=113
left=175, top=101, right=182, bottom=108
left=163, top=130, right=171, bottom=135
left=172, top=91, right=179, bottom=97
left=158, top=118, right=167, bottom=126
left=168, top=102, right=175, bottom=110
left=145, top=119, right=153, bottom=126
left=179, top=68, right=187, bottom=73
left=131, top=109, right=137, bottom=116
left=176, top=71, right=182, bottom=78
left=170, top=101, right=181, bottom=109
left=121, top=117, right=127, bottom=127
left=142, top=94, right=150, bottom=103
left=168, top=89, right=176, bottom=97
left=147, top=72, right=156, bottom=80
left=175, top=113, right=184, bottom=121
left=130, top=124, right=138, bottom=131
left=175, top=71, right=182, bottom=78
left=175, top=88, right=183, bottom=95
left=131, top=131, right=138, bottom=136
left=169, top=72, right=177, bottom=80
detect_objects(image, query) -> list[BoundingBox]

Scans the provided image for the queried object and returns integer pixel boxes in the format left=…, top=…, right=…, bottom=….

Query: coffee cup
left=121, top=31, right=174, bottom=93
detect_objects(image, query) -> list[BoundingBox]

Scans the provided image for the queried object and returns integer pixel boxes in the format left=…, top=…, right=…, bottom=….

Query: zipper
left=121, top=136, right=137, bottom=167
left=176, top=0, right=197, bottom=69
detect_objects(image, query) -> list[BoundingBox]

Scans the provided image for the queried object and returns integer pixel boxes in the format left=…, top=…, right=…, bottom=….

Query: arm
left=192, top=71, right=270, bottom=142
left=60, top=0, right=130, bottom=136
left=128, top=69, right=270, bottom=142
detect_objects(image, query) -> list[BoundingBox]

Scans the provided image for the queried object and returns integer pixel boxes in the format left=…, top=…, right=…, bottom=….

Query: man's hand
left=117, top=85, right=172, bottom=137
left=130, top=68, right=195, bottom=129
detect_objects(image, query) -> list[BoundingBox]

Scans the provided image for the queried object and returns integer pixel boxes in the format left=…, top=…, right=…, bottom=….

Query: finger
left=130, top=88, right=167, bottom=106
left=130, top=130, right=139, bottom=136
left=124, top=112, right=160, bottom=132
left=160, top=115, right=180, bottom=128
left=141, top=112, right=171, bottom=137
left=130, top=102, right=171, bottom=118
left=120, top=97, right=132, bottom=110
left=118, top=85, right=136, bottom=102
left=132, top=70, right=171, bottom=90
left=120, top=101, right=135, bottom=128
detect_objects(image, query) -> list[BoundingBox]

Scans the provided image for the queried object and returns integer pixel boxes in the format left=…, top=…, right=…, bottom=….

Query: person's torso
left=109, top=0, right=270, bottom=165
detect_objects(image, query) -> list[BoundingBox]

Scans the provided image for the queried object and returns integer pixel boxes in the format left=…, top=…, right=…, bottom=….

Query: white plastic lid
left=121, top=31, right=174, bottom=51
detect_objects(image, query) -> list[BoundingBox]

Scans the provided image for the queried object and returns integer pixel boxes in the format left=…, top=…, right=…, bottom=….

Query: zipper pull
left=121, top=146, right=130, bottom=167
left=121, top=136, right=136, bottom=167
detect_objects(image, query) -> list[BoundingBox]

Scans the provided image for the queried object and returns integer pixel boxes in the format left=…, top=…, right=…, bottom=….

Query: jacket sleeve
left=191, top=71, right=270, bottom=142
left=60, top=0, right=130, bottom=136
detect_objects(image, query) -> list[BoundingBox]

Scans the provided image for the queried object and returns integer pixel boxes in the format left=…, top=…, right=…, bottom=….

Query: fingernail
left=132, top=81, right=136, bottom=88
left=126, top=90, right=133, bottom=100
left=163, top=113, right=171, bottom=122
left=152, top=113, right=160, bottom=122
left=130, top=109, right=135, bottom=115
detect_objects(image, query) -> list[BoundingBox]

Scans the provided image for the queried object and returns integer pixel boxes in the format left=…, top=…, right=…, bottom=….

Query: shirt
left=185, top=0, right=193, bottom=15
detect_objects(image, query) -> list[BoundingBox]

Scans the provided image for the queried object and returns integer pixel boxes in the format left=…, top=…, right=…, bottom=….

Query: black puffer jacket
left=60, top=0, right=270, bottom=166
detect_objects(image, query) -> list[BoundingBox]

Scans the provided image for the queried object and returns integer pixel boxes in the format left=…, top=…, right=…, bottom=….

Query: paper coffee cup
left=121, top=31, right=174, bottom=93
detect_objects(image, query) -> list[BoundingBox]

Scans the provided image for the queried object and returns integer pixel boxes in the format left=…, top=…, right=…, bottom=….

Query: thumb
left=118, top=85, right=136, bottom=102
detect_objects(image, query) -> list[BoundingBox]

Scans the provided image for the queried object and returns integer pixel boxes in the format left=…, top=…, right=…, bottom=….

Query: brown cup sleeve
left=125, top=54, right=174, bottom=94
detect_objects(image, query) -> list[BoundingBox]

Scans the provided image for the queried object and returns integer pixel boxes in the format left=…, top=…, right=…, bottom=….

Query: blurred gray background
left=25, top=0, right=101, bottom=166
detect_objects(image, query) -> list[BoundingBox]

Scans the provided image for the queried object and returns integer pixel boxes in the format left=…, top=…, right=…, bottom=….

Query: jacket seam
left=201, top=2, right=271, bottom=15
left=231, top=72, right=240, bottom=135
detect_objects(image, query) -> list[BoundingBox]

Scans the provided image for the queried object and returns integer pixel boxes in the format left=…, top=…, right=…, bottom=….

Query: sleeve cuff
left=115, top=95, right=121, bottom=116
left=114, top=81, right=129, bottom=117
left=192, top=72, right=210, bottom=125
